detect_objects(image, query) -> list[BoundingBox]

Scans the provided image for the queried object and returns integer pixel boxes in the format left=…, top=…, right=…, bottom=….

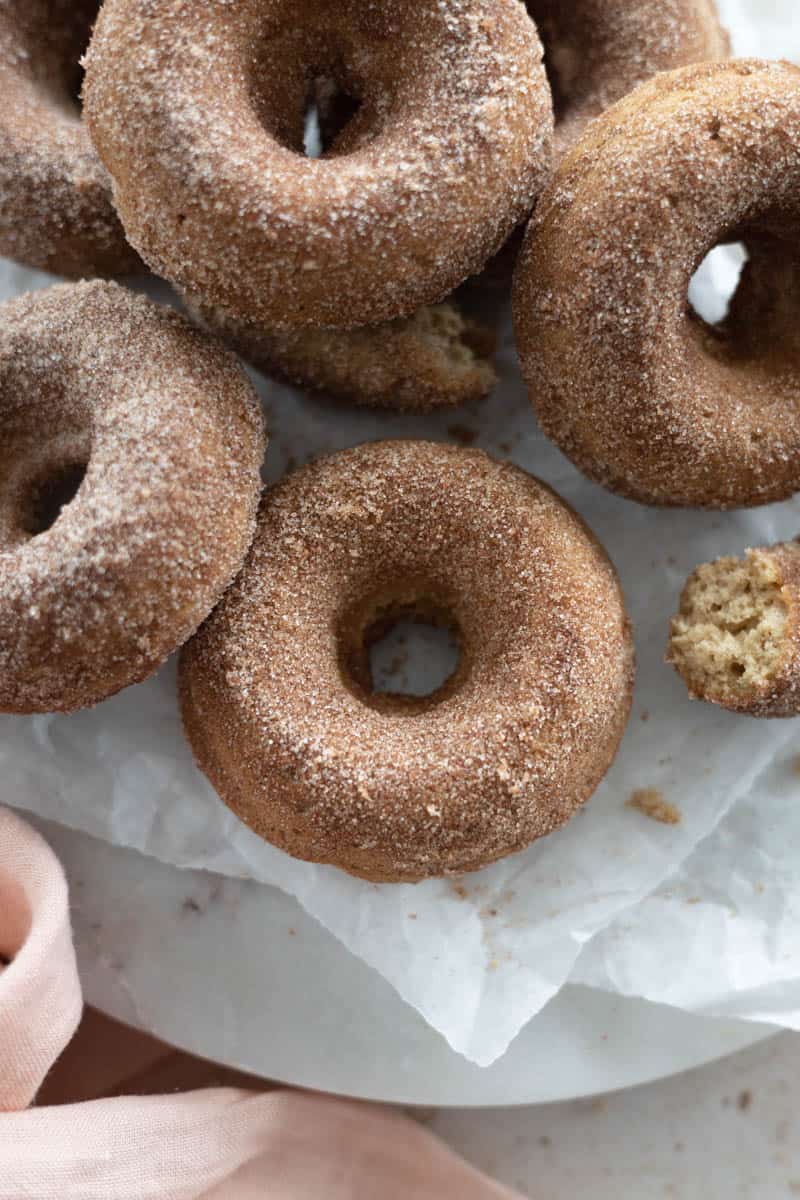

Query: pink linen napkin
left=0, top=807, right=522, bottom=1199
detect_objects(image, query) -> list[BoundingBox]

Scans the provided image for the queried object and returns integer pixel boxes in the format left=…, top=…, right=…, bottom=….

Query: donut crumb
left=627, top=788, right=681, bottom=825
left=669, top=551, right=787, bottom=702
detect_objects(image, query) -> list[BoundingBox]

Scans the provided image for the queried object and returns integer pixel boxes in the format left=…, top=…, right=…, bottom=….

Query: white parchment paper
left=3, top=0, right=799, bottom=1068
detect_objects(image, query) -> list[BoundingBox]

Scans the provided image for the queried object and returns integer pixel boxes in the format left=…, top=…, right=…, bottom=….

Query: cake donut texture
left=0, top=0, right=138, bottom=277
left=179, top=441, right=634, bottom=883
left=669, top=541, right=800, bottom=718
left=186, top=296, right=497, bottom=412
left=0, top=282, right=266, bottom=714
left=83, top=0, right=553, bottom=330
left=527, top=0, right=729, bottom=155
left=179, top=0, right=727, bottom=408
left=514, top=60, right=800, bottom=510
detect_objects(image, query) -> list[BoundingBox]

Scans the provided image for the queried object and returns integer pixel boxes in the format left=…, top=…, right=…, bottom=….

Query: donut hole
left=688, top=242, right=749, bottom=327
left=368, top=614, right=461, bottom=699
left=340, top=596, right=463, bottom=706
left=688, top=226, right=800, bottom=372
left=19, top=461, right=87, bottom=537
left=305, top=78, right=363, bottom=157
left=303, top=102, right=323, bottom=158
left=250, top=40, right=366, bottom=159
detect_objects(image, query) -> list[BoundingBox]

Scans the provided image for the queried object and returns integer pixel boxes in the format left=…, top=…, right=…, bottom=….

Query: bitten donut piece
left=83, top=0, right=553, bottom=330
left=527, top=0, right=728, bottom=155
left=186, top=297, right=497, bottom=412
left=668, top=542, right=800, bottom=718
left=0, top=0, right=138, bottom=277
left=0, top=281, right=266, bottom=714
left=514, top=60, right=800, bottom=510
left=179, top=441, right=634, bottom=883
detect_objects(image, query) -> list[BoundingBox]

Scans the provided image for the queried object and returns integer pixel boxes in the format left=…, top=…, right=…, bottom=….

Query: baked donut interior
left=396, top=303, right=497, bottom=388
left=669, top=552, right=788, bottom=700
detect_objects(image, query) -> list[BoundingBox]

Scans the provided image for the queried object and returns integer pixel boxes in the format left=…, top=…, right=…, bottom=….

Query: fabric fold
left=0, top=807, right=521, bottom=1199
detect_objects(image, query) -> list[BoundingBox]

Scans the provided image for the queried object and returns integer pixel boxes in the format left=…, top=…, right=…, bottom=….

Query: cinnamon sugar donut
left=187, top=296, right=497, bottom=412
left=527, top=0, right=728, bottom=155
left=0, top=0, right=138, bottom=277
left=668, top=540, right=800, bottom=719
left=0, top=281, right=265, bottom=714
left=179, top=441, right=634, bottom=883
left=514, top=60, right=800, bottom=510
left=181, top=1, right=726, bottom=403
left=83, top=0, right=552, bottom=330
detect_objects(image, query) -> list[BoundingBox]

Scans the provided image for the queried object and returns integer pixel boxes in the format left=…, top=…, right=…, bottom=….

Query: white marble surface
left=435, top=1034, right=799, bottom=1199
left=39, top=817, right=798, bottom=1193
left=38, top=818, right=772, bottom=1108
left=43, top=814, right=797, bottom=1192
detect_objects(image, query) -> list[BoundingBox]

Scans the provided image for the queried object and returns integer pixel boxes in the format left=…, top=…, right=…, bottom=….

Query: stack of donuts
left=1, top=0, right=798, bottom=883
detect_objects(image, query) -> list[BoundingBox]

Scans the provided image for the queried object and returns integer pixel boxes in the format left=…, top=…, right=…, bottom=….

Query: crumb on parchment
left=626, top=788, right=681, bottom=825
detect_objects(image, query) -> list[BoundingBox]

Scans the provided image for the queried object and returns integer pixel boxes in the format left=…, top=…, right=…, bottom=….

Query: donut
left=179, top=441, right=634, bottom=883
left=668, top=540, right=800, bottom=718
left=175, top=1, right=726, bottom=404
left=514, top=60, right=800, bottom=510
left=0, top=281, right=265, bottom=714
left=83, top=0, right=553, bottom=330
left=0, top=0, right=138, bottom=277
left=187, top=296, right=497, bottom=412
left=526, top=0, right=729, bottom=155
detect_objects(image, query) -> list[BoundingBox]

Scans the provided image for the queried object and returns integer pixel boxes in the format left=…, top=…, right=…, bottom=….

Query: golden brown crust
left=669, top=541, right=800, bottom=718
left=186, top=295, right=497, bottom=412
left=514, top=60, right=800, bottom=510
left=83, top=0, right=553, bottom=330
left=0, top=281, right=266, bottom=714
left=179, top=441, right=634, bottom=883
left=752, top=543, right=800, bottom=717
left=0, top=0, right=139, bottom=277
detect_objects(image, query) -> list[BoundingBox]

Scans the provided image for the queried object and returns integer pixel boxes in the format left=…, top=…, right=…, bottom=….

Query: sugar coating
left=669, top=541, right=800, bottom=718
left=514, top=59, right=800, bottom=509
left=180, top=441, right=634, bottom=883
left=527, top=0, right=729, bottom=156
left=0, top=280, right=266, bottom=714
left=83, top=0, right=553, bottom=330
left=0, top=0, right=138, bottom=276
left=187, top=294, right=497, bottom=411
left=180, top=0, right=727, bottom=402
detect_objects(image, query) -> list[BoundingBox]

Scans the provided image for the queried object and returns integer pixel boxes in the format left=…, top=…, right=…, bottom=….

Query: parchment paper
left=3, top=0, right=799, bottom=1068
